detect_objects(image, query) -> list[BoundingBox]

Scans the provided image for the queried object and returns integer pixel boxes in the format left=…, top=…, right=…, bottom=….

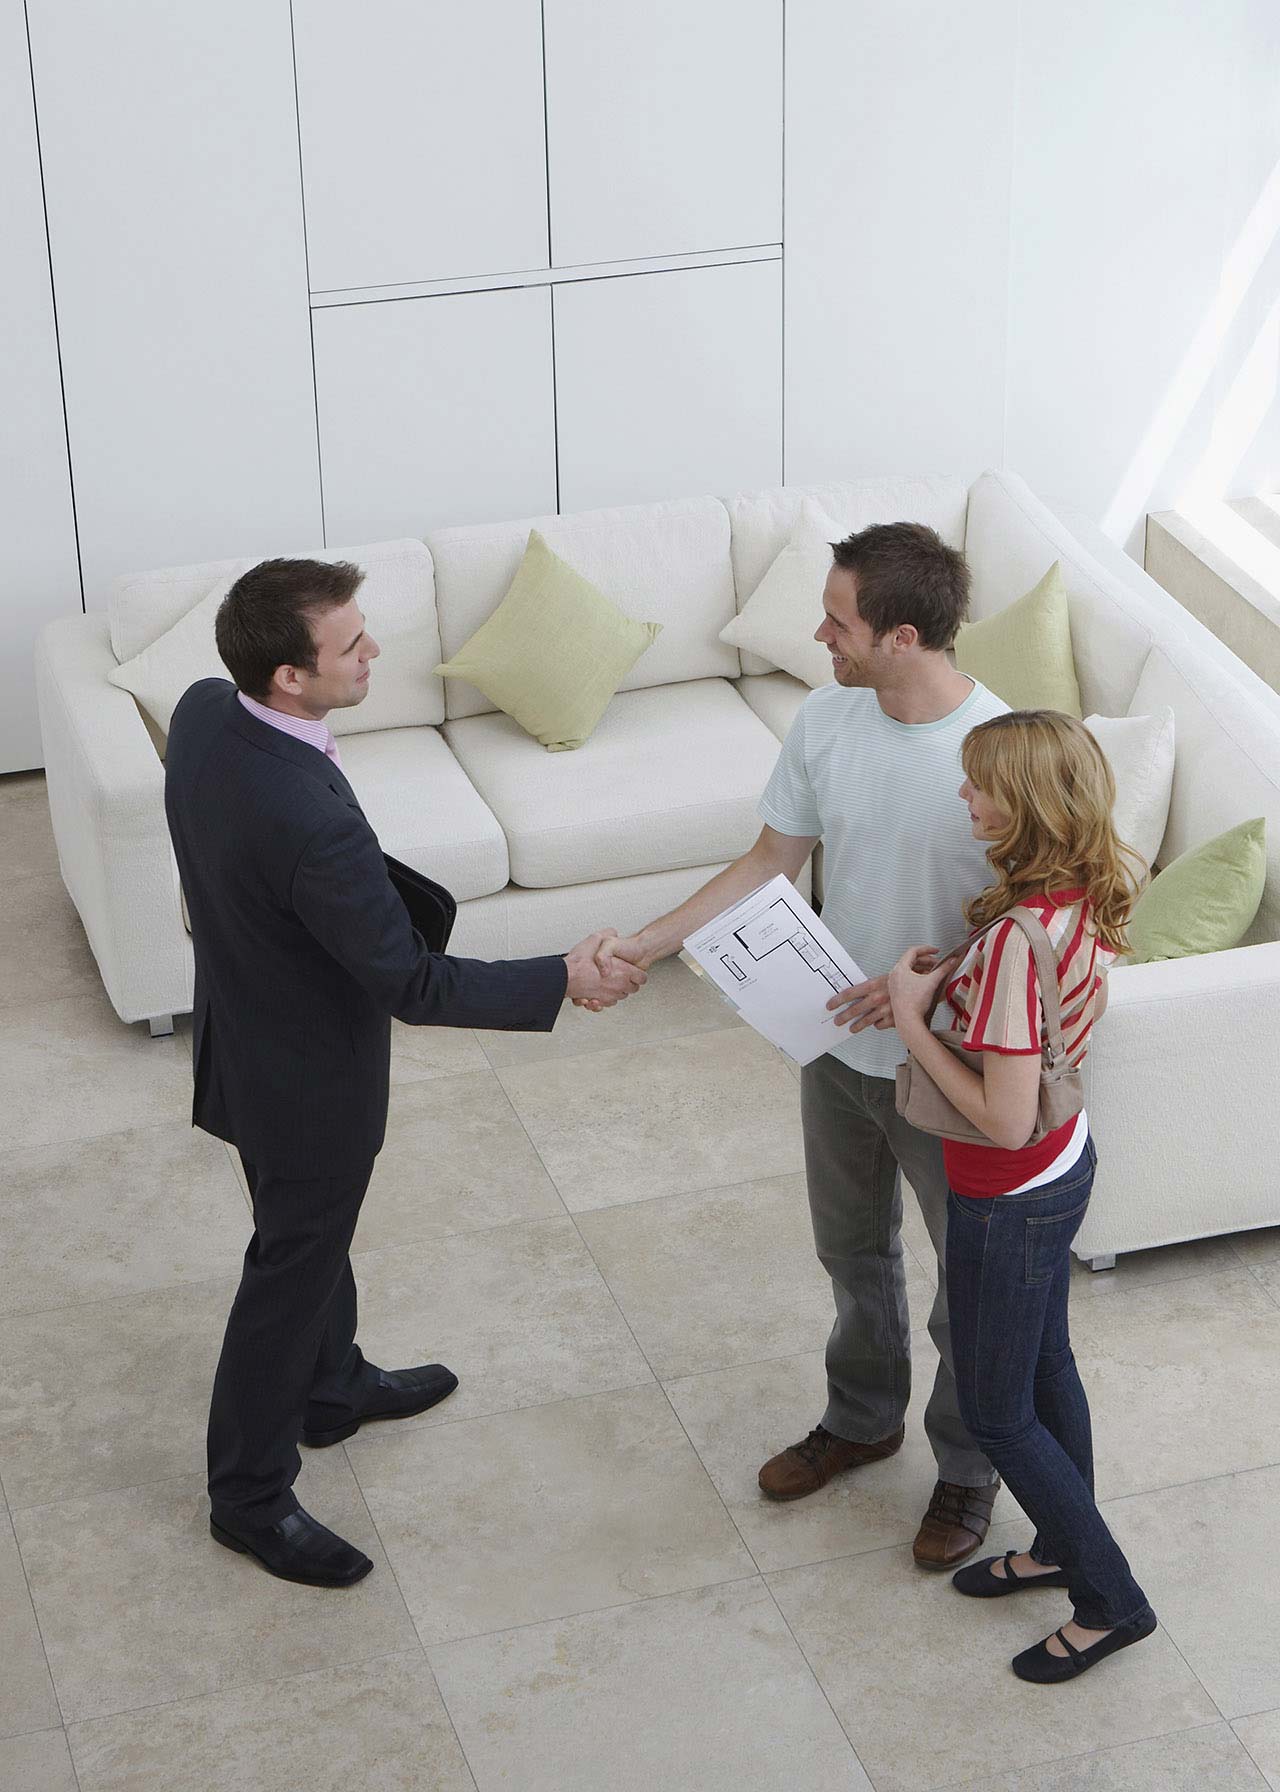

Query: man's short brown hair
left=215, top=558, right=364, bottom=699
left=830, top=523, right=970, bottom=651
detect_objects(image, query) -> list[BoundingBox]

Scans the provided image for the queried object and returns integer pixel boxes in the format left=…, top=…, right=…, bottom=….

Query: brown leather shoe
left=912, top=1478, right=1001, bottom=1568
left=758, top=1423, right=905, bottom=1501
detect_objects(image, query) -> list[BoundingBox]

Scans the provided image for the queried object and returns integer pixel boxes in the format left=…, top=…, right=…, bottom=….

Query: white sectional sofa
left=35, top=469, right=1280, bottom=1267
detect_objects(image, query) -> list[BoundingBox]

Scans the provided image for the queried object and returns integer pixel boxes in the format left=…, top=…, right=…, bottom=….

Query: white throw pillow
left=719, top=500, right=838, bottom=689
left=107, top=540, right=444, bottom=740
left=1084, top=708, right=1176, bottom=877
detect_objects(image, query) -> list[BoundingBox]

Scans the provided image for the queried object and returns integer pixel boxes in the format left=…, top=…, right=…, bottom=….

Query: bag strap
left=1002, top=905, right=1069, bottom=1068
left=936, top=906, right=1070, bottom=1068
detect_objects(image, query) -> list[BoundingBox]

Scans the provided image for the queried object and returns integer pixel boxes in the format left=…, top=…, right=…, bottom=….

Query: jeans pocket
left=949, top=1190, right=993, bottom=1226
left=1024, top=1197, right=1091, bottom=1286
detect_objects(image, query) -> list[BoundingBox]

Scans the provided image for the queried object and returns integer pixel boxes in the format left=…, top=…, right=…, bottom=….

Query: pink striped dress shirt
left=237, top=690, right=343, bottom=771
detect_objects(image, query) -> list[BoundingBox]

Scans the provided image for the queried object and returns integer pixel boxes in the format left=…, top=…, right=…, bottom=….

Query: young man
left=599, top=523, right=1009, bottom=1567
left=165, top=558, right=643, bottom=1589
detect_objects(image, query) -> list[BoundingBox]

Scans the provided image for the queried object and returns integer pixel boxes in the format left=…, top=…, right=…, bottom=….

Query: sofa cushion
left=107, top=540, right=444, bottom=738
left=1130, top=645, right=1280, bottom=945
left=954, top=562, right=1083, bottom=716
left=720, top=501, right=838, bottom=689
left=1128, top=818, right=1267, bottom=964
left=429, top=496, right=739, bottom=720
left=964, top=470, right=1155, bottom=719
left=444, top=679, right=783, bottom=888
left=726, top=477, right=969, bottom=675
left=434, top=530, right=661, bottom=751
left=736, top=671, right=810, bottom=743
left=1084, top=709, right=1175, bottom=879
left=337, top=726, right=509, bottom=901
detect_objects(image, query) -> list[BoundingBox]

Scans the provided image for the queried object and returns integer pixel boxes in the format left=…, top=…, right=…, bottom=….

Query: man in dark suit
left=164, top=556, right=643, bottom=1589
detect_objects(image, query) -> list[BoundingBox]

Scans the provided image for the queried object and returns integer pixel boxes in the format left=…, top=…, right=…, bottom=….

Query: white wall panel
left=554, top=260, right=782, bottom=514
left=784, top=0, right=1014, bottom=490
left=544, top=0, right=781, bottom=267
left=27, top=0, right=322, bottom=609
left=1214, top=0, right=1280, bottom=503
left=294, top=0, right=548, bottom=293
left=313, top=287, right=557, bottom=540
left=1005, top=2, right=1234, bottom=549
left=0, top=0, right=79, bottom=771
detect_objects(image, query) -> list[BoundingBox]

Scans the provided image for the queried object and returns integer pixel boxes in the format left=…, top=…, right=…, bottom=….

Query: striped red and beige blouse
left=940, top=889, right=1117, bottom=1197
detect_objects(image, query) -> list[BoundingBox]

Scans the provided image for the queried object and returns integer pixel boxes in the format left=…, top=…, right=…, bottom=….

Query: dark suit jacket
left=164, top=679, right=567, bottom=1177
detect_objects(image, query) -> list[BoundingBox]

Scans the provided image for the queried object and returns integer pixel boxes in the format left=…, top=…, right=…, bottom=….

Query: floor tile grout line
left=918, top=1716, right=1240, bottom=1792
left=2, top=1374, right=658, bottom=1516
left=50, top=1647, right=438, bottom=1747
left=474, top=1010, right=743, bottom=1077
left=4, top=1486, right=72, bottom=1740
left=339, top=1461, right=481, bottom=1792
left=482, top=1078, right=771, bottom=1582
left=757, top=1576, right=878, bottom=1788
left=1233, top=1701, right=1280, bottom=1728
left=423, top=1569, right=767, bottom=1664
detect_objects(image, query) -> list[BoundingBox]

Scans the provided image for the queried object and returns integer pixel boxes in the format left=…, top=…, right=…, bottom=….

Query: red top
left=939, top=890, right=1114, bottom=1198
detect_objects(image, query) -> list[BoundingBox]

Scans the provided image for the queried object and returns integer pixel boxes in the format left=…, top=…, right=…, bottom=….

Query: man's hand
left=569, top=931, right=655, bottom=1012
left=564, top=930, right=647, bottom=1011
left=826, top=949, right=949, bottom=1034
left=826, top=974, right=895, bottom=1033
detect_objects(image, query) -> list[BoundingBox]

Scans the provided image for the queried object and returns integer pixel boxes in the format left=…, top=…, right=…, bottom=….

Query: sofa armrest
left=35, top=614, right=192, bottom=1024
left=1077, top=943, right=1280, bottom=1256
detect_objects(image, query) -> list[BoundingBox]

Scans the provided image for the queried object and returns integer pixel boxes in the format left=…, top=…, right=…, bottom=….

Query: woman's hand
left=886, top=946, right=954, bottom=1029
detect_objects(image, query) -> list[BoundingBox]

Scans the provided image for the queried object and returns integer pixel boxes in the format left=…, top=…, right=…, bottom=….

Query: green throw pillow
left=434, top=530, right=661, bottom=751
left=1127, top=817, right=1267, bottom=963
left=954, top=562, right=1083, bottom=716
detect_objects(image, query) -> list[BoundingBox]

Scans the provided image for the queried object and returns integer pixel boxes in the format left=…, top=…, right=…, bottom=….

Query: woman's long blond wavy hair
left=961, top=711, right=1144, bottom=954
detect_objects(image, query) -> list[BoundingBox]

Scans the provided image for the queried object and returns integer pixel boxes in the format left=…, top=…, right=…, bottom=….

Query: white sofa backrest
left=726, top=476, right=970, bottom=676
left=107, top=538, right=445, bottom=736
left=966, top=470, right=1280, bottom=941
left=428, top=495, right=739, bottom=722
left=964, top=470, right=1157, bottom=719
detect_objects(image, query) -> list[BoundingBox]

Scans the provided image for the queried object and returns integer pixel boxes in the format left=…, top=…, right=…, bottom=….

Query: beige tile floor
left=3, top=766, right=1280, bottom=1792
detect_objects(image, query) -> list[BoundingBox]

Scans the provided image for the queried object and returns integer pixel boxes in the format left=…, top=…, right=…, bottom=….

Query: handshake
left=562, top=930, right=653, bottom=1012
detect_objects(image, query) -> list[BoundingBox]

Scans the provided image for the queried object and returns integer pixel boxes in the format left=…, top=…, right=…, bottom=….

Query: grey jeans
left=800, top=1052, right=996, bottom=1488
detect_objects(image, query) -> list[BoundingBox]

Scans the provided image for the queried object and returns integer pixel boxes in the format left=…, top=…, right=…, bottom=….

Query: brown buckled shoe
left=758, top=1422, right=905, bottom=1501
left=913, top=1478, right=1001, bottom=1568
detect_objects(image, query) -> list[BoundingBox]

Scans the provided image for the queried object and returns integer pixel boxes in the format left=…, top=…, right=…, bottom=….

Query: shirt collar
left=237, top=689, right=334, bottom=757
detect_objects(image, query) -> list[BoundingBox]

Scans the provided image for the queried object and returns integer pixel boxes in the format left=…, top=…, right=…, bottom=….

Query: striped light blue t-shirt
left=758, top=676, right=1010, bottom=1078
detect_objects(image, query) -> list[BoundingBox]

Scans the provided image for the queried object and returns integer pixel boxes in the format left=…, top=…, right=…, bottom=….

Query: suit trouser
left=207, top=1157, right=380, bottom=1529
left=800, top=1054, right=996, bottom=1489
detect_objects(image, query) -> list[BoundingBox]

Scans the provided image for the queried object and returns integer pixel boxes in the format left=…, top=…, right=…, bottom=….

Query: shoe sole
left=300, top=1373, right=459, bottom=1449
left=210, top=1520, right=373, bottom=1589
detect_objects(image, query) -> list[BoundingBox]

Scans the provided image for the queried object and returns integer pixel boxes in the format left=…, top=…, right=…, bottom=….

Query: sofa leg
left=147, top=1014, right=175, bottom=1039
left=1083, top=1253, right=1116, bottom=1273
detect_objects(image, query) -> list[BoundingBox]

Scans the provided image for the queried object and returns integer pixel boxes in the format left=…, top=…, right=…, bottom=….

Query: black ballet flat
left=953, top=1550, right=1071, bottom=1598
left=1012, top=1610, right=1158, bottom=1683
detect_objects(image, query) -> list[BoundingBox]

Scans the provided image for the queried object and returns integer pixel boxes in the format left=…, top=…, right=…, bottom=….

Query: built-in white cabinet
left=293, top=0, right=549, bottom=293
left=26, top=0, right=323, bottom=608
left=0, top=0, right=79, bottom=772
left=554, top=259, right=782, bottom=513
left=313, top=287, right=557, bottom=541
left=783, top=0, right=1014, bottom=488
left=544, top=0, right=781, bottom=267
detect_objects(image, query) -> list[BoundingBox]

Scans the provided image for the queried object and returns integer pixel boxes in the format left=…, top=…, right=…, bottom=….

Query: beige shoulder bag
left=894, top=905, right=1084, bottom=1146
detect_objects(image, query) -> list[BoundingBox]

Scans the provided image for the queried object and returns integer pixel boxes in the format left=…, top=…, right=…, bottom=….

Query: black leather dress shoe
left=210, top=1506, right=373, bottom=1589
left=301, top=1363, right=459, bottom=1448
